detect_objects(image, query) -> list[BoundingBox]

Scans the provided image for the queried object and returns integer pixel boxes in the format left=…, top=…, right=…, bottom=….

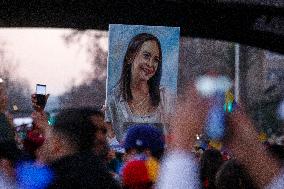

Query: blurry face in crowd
left=131, top=40, right=161, bottom=82
left=90, top=115, right=107, bottom=146
left=124, top=148, right=138, bottom=162
left=37, top=113, right=109, bottom=163
left=0, top=85, right=8, bottom=112
left=37, top=128, right=71, bottom=164
left=124, top=148, right=152, bottom=162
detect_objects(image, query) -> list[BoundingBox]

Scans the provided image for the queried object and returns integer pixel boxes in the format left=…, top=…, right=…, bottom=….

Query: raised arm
left=226, top=106, right=281, bottom=188
left=159, top=83, right=282, bottom=189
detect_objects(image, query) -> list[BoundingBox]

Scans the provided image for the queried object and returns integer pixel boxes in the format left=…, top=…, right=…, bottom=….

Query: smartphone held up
left=195, top=75, right=235, bottom=140
left=36, top=84, right=47, bottom=109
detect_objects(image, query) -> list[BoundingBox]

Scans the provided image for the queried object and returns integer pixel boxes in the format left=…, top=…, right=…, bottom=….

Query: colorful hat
left=145, top=157, right=160, bottom=182
left=124, top=124, right=165, bottom=153
left=122, top=160, right=151, bottom=187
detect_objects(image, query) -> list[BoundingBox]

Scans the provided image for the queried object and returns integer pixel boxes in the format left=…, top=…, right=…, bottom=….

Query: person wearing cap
left=123, top=124, right=165, bottom=161
left=121, top=124, right=165, bottom=189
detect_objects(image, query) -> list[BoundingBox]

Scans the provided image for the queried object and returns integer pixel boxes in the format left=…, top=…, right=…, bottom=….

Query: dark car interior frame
left=0, top=0, right=283, bottom=53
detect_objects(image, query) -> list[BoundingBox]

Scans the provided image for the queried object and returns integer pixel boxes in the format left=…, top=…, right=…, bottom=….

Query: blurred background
left=0, top=27, right=283, bottom=137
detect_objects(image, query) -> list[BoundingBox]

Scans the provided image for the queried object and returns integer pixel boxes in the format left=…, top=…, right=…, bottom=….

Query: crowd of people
left=1, top=77, right=284, bottom=189
left=1, top=31, right=284, bottom=189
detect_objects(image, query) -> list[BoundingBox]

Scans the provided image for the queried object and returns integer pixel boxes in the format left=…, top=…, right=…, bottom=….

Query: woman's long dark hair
left=119, top=33, right=162, bottom=107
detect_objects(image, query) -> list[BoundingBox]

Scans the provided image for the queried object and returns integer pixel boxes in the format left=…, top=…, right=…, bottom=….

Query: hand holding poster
left=105, top=24, right=180, bottom=141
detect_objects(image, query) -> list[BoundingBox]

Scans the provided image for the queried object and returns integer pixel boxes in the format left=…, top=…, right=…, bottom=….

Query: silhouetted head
left=215, top=159, right=258, bottom=189
left=200, top=149, right=223, bottom=189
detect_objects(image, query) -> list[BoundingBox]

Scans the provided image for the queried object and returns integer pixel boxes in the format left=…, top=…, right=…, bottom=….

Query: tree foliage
left=59, top=30, right=108, bottom=108
left=0, top=42, right=33, bottom=114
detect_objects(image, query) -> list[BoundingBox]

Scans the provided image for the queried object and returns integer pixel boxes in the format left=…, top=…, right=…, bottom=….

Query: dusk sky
left=0, top=28, right=108, bottom=96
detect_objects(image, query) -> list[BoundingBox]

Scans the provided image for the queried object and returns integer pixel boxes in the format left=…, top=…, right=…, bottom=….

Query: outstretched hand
left=225, top=104, right=281, bottom=187
left=31, top=93, right=50, bottom=137
left=31, top=94, right=50, bottom=111
left=169, top=83, right=211, bottom=151
left=170, top=82, right=281, bottom=188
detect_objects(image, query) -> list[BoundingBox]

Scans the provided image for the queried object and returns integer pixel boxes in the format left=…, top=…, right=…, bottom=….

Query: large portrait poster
left=105, top=24, right=180, bottom=141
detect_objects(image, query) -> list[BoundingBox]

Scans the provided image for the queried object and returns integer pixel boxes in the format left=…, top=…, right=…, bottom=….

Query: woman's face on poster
left=131, top=40, right=161, bottom=82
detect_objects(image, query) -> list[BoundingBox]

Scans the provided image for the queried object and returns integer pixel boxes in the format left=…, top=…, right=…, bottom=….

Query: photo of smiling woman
left=105, top=25, right=180, bottom=141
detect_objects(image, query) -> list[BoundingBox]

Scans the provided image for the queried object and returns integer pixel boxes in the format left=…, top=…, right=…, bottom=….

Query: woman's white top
left=105, top=86, right=176, bottom=141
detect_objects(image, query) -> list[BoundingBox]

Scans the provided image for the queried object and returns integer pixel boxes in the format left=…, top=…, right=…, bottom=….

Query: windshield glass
left=0, top=28, right=283, bottom=136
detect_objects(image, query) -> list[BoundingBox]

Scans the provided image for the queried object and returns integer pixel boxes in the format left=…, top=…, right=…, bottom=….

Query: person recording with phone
left=27, top=84, right=49, bottom=160
left=31, top=84, right=49, bottom=112
left=31, top=85, right=122, bottom=188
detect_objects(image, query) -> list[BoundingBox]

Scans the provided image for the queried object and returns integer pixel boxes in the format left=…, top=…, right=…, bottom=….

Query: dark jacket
left=0, top=113, right=15, bottom=142
left=48, top=152, right=121, bottom=189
